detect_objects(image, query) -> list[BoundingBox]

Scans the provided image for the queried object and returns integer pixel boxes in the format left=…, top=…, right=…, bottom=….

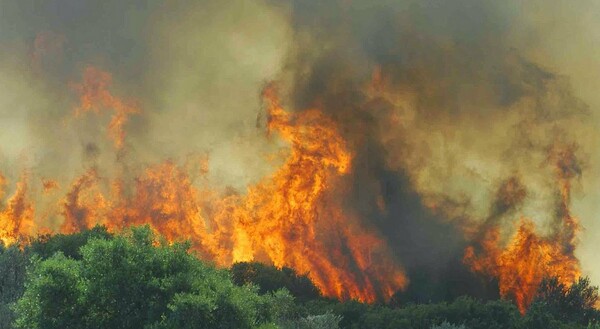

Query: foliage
left=5, top=227, right=600, bottom=329
left=521, top=276, right=600, bottom=329
left=231, top=262, right=321, bottom=301
left=257, top=289, right=298, bottom=324
left=280, top=312, right=342, bottom=329
left=14, top=226, right=271, bottom=329
left=28, top=225, right=113, bottom=260
left=430, top=321, right=467, bottom=329
left=333, top=296, right=520, bottom=329
left=0, top=243, right=29, bottom=329
left=532, top=277, right=600, bottom=324
left=294, top=279, right=600, bottom=329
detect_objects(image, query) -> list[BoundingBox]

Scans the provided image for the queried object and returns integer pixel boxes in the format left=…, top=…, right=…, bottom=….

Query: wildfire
left=41, top=179, right=59, bottom=194
left=464, top=144, right=582, bottom=314
left=214, top=84, right=406, bottom=301
left=0, top=62, right=586, bottom=308
left=71, top=66, right=140, bottom=149
left=60, top=168, right=108, bottom=234
left=0, top=173, right=34, bottom=246
left=465, top=219, right=580, bottom=314
left=0, top=74, right=405, bottom=302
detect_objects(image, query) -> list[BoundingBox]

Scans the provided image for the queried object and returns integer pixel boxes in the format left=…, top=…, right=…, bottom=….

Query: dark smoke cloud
left=274, top=0, right=596, bottom=301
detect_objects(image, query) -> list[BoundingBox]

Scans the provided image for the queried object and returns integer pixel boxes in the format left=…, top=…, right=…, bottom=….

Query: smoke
left=273, top=0, right=597, bottom=301
left=0, top=0, right=598, bottom=304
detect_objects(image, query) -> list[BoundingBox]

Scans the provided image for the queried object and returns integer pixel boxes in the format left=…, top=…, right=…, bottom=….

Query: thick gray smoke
left=273, top=0, right=598, bottom=301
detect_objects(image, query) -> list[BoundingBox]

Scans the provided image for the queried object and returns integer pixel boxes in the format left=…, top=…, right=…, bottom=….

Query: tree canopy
left=0, top=225, right=598, bottom=329
left=14, top=226, right=272, bottom=329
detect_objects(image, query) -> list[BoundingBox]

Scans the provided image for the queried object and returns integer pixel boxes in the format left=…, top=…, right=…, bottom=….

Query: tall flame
left=0, top=73, right=406, bottom=302
left=0, top=173, right=34, bottom=245
left=0, top=64, right=586, bottom=308
left=210, top=85, right=406, bottom=301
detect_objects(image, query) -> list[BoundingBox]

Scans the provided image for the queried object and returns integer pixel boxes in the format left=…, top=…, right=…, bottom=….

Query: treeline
left=0, top=226, right=599, bottom=329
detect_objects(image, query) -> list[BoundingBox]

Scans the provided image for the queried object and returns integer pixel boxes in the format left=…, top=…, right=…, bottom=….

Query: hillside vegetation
left=0, top=226, right=598, bottom=329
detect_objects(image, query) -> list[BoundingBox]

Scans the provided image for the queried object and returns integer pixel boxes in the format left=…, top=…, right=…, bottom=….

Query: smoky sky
left=0, top=0, right=599, bottom=302
left=275, top=0, right=596, bottom=300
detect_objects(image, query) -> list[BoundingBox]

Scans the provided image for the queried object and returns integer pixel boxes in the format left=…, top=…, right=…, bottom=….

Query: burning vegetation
left=464, top=145, right=582, bottom=313
left=0, top=64, right=588, bottom=309
left=0, top=0, right=597, bottom=317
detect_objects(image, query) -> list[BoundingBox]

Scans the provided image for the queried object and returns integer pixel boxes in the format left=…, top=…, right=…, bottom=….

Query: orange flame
left=41, top=179, right=59, bottom=194
left=0, top=60, right=587, bottom=308
left=71, top=66, right=140, bottom=149
left=211, top=84, right=405, bottom=301
left=2, top=79, right=405, bottom=302
left=465, top=219, right=580, bottom=314
left=464, top=144, right=582, bottom=314
left=60, top=169, right=109, bottom=234
left=0, top=173, right=34, bottom=245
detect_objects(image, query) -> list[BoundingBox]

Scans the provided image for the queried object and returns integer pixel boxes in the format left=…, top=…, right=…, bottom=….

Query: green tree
left=28, top=225, right=112, bottom=260
left=14, top=226, right=271, bottom=329
left=231, top=262, right=321, bottom=301
left=0, top=243, right=29, bottom=329
left=431, top=322, right=467, bottom=329
left=528, top=277, right=600, bottom=326
left=14, top=254, right=85, bottom=329
left=281, top=312, right=342, bottom=329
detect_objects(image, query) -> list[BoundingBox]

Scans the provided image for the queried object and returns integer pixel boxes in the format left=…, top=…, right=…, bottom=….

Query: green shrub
left=14, top=226, right=271, bottom=329
left=281, top=312, right=342, bottom=329
left=431, top=321, right=467, bottom=329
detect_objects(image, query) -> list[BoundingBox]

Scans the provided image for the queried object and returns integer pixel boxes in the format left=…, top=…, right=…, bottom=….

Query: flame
left=71, top=66, right=140, bottom=149
left=211, top=84, right=405, bottom=301
left=0, top=173, right=34, bottom=245
left=464, top=144, right=582, bottom=314
left=465, top=219, right=580, bottom=314
left=42, top=179, right=59, bottom=194
left=0, top=62, right=587, bottom=307
left=60, top=169, right=109, bottom=234
left=114, top=161, right=212, bottom=248
left=1, top=78, right=405, bottom=302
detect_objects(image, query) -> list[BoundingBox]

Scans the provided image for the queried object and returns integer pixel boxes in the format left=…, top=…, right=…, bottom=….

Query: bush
left=231, top=262, right=321, bottom=301
left=0, top=243, right=29, bottom=329
left=281, top=312, right=342, bottom=329
left=6, top=227, right=600, bottom=329
left=14, top=226, right=272, bottom=329
left=28, top=225, right=112, bottom=260
left=529, top=277, right=600, bottom=326
left=431, top=321, right=467, bottom=329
